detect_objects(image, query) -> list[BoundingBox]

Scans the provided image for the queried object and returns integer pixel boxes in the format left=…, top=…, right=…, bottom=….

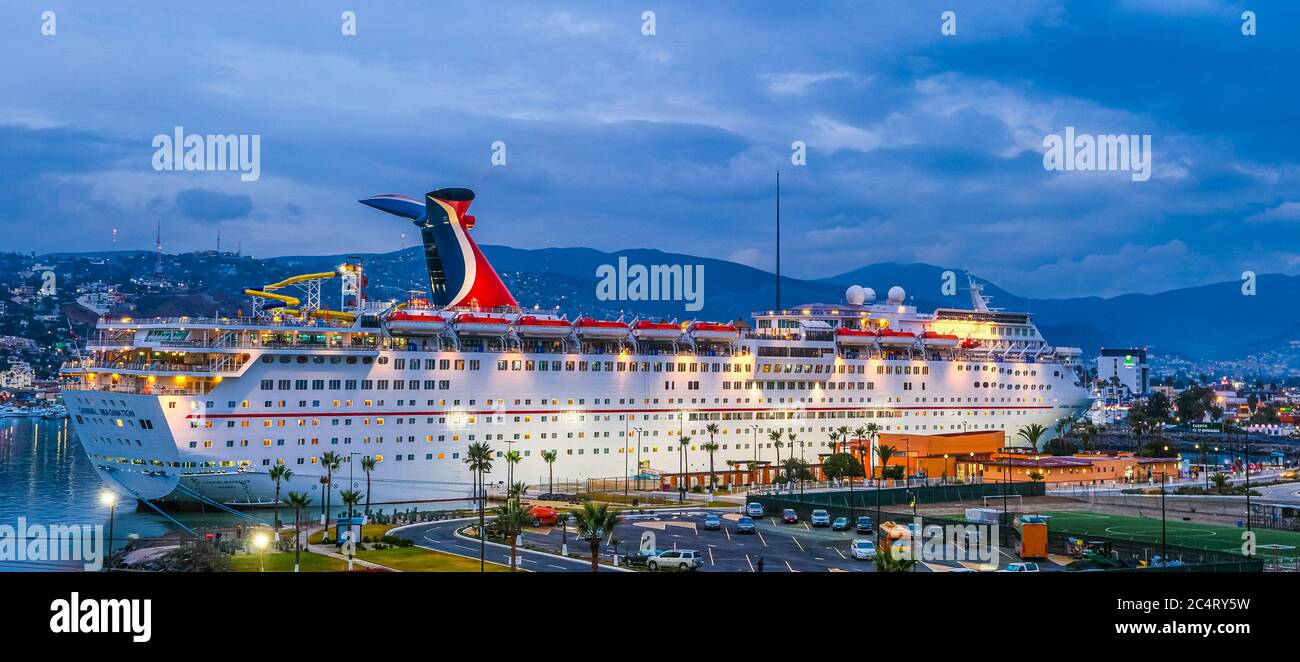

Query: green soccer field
left=1041, top=511, right=1300, bottom=556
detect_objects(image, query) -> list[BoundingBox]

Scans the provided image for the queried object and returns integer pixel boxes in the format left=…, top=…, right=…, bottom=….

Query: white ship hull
left=64, top=344, right=1090, bottom=510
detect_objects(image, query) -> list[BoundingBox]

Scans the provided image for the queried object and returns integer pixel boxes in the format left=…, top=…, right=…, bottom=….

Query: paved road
left=515, top=507, right=1051, bottom=572
left=1252, top=481, right=1300, bottom=504
left=395, top=518, right=616, bottom=572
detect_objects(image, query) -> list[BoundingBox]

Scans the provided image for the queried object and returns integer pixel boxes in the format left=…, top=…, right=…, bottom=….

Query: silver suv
left=647, top=549, right=703, bottom=571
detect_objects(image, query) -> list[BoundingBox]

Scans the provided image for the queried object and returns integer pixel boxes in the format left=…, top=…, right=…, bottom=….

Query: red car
left=529, top=505, right=559, bottom=527
left=782, top=508, right=798, bottom=524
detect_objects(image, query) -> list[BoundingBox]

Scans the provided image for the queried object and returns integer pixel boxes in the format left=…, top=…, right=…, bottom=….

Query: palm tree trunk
left=365, top=474, right=371, bottom=520
left=293, top=508, right=301, bottom=571
left=590, top=540, right=599, bottom=572
left=273, top=484, right=281, bottom=534
left=510, top=538, right=518, bottom=571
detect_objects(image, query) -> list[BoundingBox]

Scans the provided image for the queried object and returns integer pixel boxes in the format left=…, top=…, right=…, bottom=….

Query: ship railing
left=60, top=360, right=246, bottom=374
left=97, top=315, right=357, bottom=329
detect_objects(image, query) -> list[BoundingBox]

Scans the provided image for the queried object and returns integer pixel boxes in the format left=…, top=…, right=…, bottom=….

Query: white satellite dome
left=886, top=285, right=906, bottom=304
left=862, top=287, right=876, bottom=303
left=845, top=285, right=866, bottom=306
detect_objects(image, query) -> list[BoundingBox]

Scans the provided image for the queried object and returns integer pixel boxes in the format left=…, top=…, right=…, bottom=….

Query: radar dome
left=862, top=287, right=876, bottom=303
left=845, top=285, right=866, bottom=306
left=886, top=286, right=906, bottom=304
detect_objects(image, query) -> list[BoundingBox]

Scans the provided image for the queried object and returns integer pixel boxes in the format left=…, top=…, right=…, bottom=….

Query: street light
left=100, top=490, right=117, bottom=557
left=252, top=533, right=269, bottom=573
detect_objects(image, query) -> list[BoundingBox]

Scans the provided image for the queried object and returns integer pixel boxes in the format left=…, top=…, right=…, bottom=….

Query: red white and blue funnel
left=360, top=188, right=519, bottom=310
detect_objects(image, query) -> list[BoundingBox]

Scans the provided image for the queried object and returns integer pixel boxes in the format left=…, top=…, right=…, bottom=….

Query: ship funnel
left=360, top=188, right=518, bottom=311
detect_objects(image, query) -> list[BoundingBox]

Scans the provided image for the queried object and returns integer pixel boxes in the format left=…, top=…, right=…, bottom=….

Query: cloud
left=761, top=71, right=853, bottom=96
left=172, top=188, right=254, bottom=223
left=1245, top=202, right=1300, bottom=223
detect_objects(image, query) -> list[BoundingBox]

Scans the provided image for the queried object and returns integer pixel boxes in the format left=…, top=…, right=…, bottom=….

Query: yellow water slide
left=243, top=271, right=341, bottom=305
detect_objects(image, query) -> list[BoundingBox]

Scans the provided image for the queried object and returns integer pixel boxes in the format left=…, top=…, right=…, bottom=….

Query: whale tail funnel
left=360, top=188, right=518, bottom=310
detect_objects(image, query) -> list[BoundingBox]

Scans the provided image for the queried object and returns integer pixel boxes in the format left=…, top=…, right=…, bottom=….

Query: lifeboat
left=689, top=321, right=739, bottom=342
left=632, top=320, right=682, bottom=341
left=385, top=309, right=448, bottom=335
left=573, top=317, right=630, bottom=340
left=876, top=329, right=918, bottom=347
left=514, top=315, right=572, bottom=338
left=920, top=331, right=960, bottom=348
left=834, top=327, right=878, bottom=346
left=959, top=338, right=982, bottom=350
left=453, top=313, right=512, bottom=336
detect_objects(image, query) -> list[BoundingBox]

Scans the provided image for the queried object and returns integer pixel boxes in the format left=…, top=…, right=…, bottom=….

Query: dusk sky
left=3, top=0, right=1298, bottom=298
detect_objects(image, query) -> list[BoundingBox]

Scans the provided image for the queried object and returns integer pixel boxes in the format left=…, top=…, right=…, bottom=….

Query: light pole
left=751, top=424, right=760, bottom=487
left=100, top=491, right=117, bottom=557
left=1154, top=471, right=1168, bottom=567
left=635, top=427, right=646, bottom=492
left=624, top=416, right=630, bottom=496
left=253, top=533, right=269, bottom=573
left=1244, top=431, right=1252, bottom=537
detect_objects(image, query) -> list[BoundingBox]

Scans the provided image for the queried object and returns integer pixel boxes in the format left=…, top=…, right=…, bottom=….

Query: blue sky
left=2, top=0, right=1297, bottom=297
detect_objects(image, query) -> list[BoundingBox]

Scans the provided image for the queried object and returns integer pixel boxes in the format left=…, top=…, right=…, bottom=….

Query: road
left=394, top=518, right=617, bottom=573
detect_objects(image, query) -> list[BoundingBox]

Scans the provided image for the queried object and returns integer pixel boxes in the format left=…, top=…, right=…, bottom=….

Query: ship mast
left=775, top=170, right=781, bottom=311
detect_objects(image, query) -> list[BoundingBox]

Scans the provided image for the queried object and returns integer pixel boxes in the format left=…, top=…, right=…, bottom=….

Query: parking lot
left=516, top=507, right=1062, bottom=572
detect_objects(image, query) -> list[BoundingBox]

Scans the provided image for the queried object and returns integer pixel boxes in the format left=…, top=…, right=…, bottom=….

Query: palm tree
left=268, top=464, right=293, bottom=539
left=493, top=499, right=532, bottom=571
left=464, top=442, right=494, bottom=571
left=339, top=489, right=364, bottom=521
left=1016, top=423, right=1048, bottom=452
left=768, top=430, right=784, bottom=477
left=570, top=501, right=621, bottom=572
left=540, top=450, right=558, bottom=494
left=320, top=451, right=342, bottom=538
left=1211, top=472, right=1230, bottom=495
left=505, top=449, right=522, bottom=487
left=875, top=443, right=897, bottom=542
left=863, top=423, right=880, bottom=478
left=678, top=435, right=693, bottom=492
left=704, top=423, right=720, bottom=491
left=360, top=456, right=377, bottom=520
left=508, top=481, right=530, bottom=501
left=827, top=431, right=841, bottom=484
left=285, top=491, right=312, bottom=573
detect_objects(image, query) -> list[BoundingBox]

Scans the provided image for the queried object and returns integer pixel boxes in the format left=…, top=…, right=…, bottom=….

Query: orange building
left=959, top=451, right=1182, bottom=486
left=834, top=430, right=1006, bottom=481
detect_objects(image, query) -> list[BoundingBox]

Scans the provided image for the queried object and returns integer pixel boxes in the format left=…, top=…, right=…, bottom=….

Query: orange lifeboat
left=834, top=327, right=878, bottom=346
left=453, top=313, right=512, bottom=336
left=689, top=321, right=739, bottom=342
left=385, top=309, right=448, bottom=335
left=959, top=338, right=982, bottom=349
left=920, top=331, right=960, bottom=348
left=573, top=317, right=630, bottom=340
left=632, top=320, right=682, bottom=341
left=514, top=315, right=572, bottom=338
left=877, top=329, right=917, bottom=347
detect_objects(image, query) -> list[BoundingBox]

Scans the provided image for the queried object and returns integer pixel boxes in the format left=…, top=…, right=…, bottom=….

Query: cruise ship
left=61, top=187, right=1092, bottom=511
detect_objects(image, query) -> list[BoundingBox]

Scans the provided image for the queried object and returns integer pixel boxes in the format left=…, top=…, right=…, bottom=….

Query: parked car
left=855, top=516, right=874, bottom=534
left=850, top=538, right=876, bottom=560
left=782, top=508, right=798, bottom=524
left=736, top=516, right=756, bottom=534
left=528, top=505, right=558, bottom=527
left=831, top=517, right=850, bottom=531
left=703, top=514, right=722, bottom=530
left=811, top=509, right=831, bottom=527
left=622, top=549, right=662, bottom=567
left=999, top=562, right=1040, bottom=573
left=746, top=502, right=765, bottom=517
left=648, top=549, right=703, bottom=571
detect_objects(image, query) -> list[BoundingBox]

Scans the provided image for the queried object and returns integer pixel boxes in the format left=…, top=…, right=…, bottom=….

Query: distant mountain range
left=39, top=245, right=1300, bottom=360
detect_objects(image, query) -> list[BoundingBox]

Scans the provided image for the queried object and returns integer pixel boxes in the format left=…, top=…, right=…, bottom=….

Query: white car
left=998, top=562, right=1040, bottom=573
left=850, top=538, right=876, bottom=560
left=647, top=549, right=703, bottom=571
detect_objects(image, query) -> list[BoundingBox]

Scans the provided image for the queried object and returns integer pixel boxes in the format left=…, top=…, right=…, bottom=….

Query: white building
left=1097, top=347, right=1149, bottom=396
left=0, top=360, right=34, bottom=389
